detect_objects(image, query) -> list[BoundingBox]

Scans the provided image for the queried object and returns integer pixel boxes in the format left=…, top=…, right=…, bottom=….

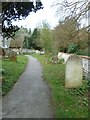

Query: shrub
left=67, top=43, right=79, bottom=53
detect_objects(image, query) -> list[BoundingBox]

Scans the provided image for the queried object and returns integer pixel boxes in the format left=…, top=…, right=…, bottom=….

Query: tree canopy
left=1, top=1, right=43, bottom=38
left=23, top=28, right=42, bottom=50
left=53, top=17, right=88, bottom=53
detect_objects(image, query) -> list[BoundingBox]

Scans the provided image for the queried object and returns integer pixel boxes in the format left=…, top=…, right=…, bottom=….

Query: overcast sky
left=12, top=0, right=88, bottom=31
left=12, top=0, right=60, bottom=31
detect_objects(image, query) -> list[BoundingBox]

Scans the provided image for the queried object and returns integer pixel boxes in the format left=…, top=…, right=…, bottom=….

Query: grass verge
left=2, top=55, right=28, bottom=96
left=32, top=53, right=88, bottom=118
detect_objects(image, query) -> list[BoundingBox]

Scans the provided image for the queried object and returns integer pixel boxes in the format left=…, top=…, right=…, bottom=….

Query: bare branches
left=52, top=0, right=89, bottom=23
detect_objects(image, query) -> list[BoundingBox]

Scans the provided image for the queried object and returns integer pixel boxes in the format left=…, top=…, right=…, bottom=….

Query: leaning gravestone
left=65, top=55, right=83, bottom=88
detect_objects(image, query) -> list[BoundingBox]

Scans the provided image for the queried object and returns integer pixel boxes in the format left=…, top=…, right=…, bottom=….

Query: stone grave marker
left=51, top=56, right=59, bottom=63
left=65, top=55, right=83, bottom=88
left=9, top=51, right=17, bottom=62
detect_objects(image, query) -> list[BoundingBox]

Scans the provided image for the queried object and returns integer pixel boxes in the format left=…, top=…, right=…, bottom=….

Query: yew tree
left=1, top=1, right=43, bottom=38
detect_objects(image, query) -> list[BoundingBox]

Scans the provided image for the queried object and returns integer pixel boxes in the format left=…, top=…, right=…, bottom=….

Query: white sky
left=12, top=0, right=89, bottom=31
left=12, top=0, right=59, bottom=31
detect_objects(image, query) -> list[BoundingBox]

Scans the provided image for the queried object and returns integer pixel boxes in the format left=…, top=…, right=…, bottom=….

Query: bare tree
left=52, top=0, right=90, bottom=29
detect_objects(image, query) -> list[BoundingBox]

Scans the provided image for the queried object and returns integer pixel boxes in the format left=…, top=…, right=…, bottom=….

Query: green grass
left=32, top=53, right=88, bottom=118
left=2, top=55, right=28, bottom=96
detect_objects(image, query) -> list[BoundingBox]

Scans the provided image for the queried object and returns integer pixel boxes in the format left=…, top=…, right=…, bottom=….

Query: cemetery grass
left=32, top=53, right=88, bottom=118
left=2, top=55, right=28, bottom=96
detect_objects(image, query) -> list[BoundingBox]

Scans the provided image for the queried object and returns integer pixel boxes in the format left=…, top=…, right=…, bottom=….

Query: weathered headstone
left=51, top=56, right=59, bottom=63
left=9, top=51, right=17, bottom=62
left=65, top=55, right=83, bottom=88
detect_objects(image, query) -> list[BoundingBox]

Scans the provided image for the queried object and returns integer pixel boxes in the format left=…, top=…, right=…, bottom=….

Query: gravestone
left=65, top=55, right=83, bottom=88
left=9, top=51, right=17, bottom=62
left=51, top=56, right=59, bottom=63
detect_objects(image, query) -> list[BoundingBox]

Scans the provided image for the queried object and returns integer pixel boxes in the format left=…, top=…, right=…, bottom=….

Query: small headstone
left=9, top=51, right=17, bottom=62
left=65, top=55, right=83, bottom=88
left=51, top=56, right=59, bottom=63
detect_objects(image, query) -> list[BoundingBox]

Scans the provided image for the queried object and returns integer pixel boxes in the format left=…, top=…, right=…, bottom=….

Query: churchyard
left=1, top=48, right=89, bottom=118
left=1, top=1, right=89, bottom=118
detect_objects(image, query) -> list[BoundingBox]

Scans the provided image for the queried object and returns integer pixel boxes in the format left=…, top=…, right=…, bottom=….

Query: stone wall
left=58, top=52, right=90, bottom=79
left=80, top=56, right=90, bottom=79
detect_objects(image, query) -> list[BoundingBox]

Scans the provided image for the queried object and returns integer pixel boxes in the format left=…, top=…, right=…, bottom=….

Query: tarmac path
left=2, top=55, right=53, bottom=118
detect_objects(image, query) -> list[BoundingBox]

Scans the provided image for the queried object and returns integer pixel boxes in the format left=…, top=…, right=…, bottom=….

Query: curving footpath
left=2, top=55, right=53, bottom=118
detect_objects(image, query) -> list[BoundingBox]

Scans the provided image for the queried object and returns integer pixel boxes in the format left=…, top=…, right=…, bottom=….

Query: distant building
left=0, top=27, right=26, bottom=55
left=9, top=38, right=22, bottom=49
left=0, top=34, right=11, bottom=55
left=0, top=34, right=10, bottom=49
left=9, top=37, right=24, bottom=54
